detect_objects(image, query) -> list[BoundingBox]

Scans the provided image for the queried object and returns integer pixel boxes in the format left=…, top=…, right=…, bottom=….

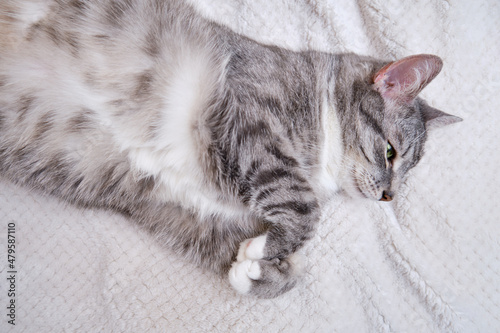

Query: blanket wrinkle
left=356, top=0, right=404, bottom=58
left=380, top=223, right=460, bottom=332
left=1, top=0, right=499, bottom=332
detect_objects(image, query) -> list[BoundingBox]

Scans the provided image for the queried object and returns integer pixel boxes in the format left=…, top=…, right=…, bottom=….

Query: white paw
left=236, top=234, right=267, bottom=262
left=229, top=235, right=267, bottom=295
left=228, top=260, right=261, bottom=294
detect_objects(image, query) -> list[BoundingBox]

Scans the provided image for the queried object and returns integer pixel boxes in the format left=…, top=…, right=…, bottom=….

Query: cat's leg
left=130, top=201, right=267, bottom=274
left=229, top=159, right=321, bottom=298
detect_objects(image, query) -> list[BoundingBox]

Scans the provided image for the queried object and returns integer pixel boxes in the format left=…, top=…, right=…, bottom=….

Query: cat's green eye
left=386, top=143, right=395, bottom=160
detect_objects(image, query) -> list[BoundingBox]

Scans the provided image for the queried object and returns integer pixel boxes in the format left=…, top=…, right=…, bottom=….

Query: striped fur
left=0, top=0, right=460, bottom=298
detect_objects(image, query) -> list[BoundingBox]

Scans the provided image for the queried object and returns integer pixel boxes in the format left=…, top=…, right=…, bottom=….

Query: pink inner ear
left=373, top=54, right=443, bottom=103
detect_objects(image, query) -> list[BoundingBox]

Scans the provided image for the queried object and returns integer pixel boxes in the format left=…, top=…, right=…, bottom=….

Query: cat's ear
left=420, top=102, right=463, bottom=130
left=373, top=54, right=443, bottom=104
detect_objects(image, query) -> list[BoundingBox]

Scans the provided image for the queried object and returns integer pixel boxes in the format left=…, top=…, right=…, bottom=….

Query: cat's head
left=336, top=54, right=462, bottom=201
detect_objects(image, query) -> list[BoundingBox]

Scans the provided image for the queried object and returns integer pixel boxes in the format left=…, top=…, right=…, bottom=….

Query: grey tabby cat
left=0, top=0, right=461, bottom=298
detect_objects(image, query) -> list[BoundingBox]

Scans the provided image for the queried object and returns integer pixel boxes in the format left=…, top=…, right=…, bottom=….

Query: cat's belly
left=127, top=142, right=247, bottom=219
left=120, top=41, right=239, bottom=217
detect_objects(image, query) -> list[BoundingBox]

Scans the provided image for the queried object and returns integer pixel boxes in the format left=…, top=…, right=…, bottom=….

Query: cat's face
left=340, top=91, right=427, bottom=201
left=335, top=54, right=461, bottom=202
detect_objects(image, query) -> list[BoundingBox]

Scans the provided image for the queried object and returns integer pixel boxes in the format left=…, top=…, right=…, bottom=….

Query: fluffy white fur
left=229, top=237, right=266, bottom=294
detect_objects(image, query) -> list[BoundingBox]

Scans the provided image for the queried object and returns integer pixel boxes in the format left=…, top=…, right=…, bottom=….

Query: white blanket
left=1, top=0, right=499, bottom=331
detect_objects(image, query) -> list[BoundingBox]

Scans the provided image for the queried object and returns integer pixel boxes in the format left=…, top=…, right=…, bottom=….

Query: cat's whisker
left=408, top=129, right=427, bottom=147
left=341, top=156, right=371, bottom=177
left=410, top=129, right=427, bottom=146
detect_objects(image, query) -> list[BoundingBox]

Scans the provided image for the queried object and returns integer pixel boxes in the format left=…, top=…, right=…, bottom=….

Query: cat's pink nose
left=380, top=191, right=393, bottom=202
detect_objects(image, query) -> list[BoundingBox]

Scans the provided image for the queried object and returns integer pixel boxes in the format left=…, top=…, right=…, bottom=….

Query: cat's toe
left=236, top=234, right=267, bottom=262
left=229, top=259, right=261, bottom=294
left=236, top=239, right=251, bottom=262
left=245, top=234, right=267, bottom=259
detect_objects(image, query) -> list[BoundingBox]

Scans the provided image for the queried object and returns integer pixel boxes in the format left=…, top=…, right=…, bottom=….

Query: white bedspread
left=1, top=0, right=499, bottom=331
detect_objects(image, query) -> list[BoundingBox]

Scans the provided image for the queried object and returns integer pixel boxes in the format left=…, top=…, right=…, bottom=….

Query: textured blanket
left=1, top=0, right=499, bottom=332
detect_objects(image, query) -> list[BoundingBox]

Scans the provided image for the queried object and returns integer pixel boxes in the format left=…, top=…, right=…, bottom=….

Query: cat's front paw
left=229, top=235, right=266, bottom=295
left=228, top=235, right=305, bottom=298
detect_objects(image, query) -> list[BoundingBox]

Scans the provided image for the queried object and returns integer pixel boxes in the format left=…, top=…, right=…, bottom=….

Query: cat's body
left=0, top=0, right=460, bottom=298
